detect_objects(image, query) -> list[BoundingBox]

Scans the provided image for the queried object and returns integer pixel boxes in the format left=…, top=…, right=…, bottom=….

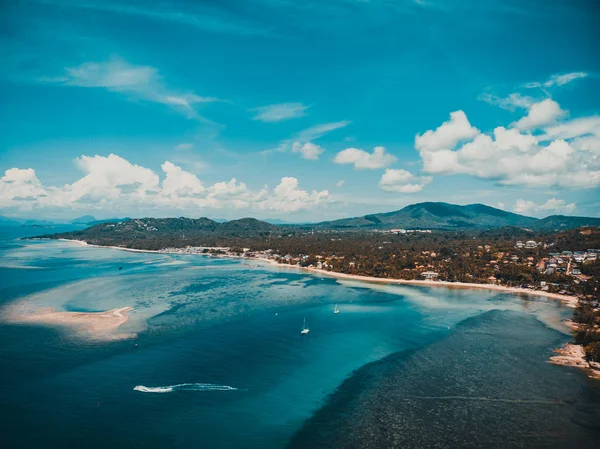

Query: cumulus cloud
left=414, top=103, right=600, bottom=188
left=47, top=57, right=219, bottom=120
left=512, top=99, right=565, bottom=131
left=334, top=146, right=397, bottom=170
left=0, top=154, right=331, bottom=215
left=513, top=198, right=576, bottom=216
left=251, top=102, right=308, bottom=122
left=415, top=111, right=479, bottom=153
left=161, top=161, right=205, bottom=197
left=480, top=92, right=565, bottom=130
left=0, top=168, right=48, bottom=211
left=292, top=141, right=324, bottom=160
left=379, top=169, right=432, bottom=193
left=260, top=177, right=330, bottom=212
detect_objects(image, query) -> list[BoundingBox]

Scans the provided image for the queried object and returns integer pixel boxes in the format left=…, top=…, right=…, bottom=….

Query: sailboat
left=334, top=304, right=340, bottom=314
left=300, top=317, right=310, bottom=335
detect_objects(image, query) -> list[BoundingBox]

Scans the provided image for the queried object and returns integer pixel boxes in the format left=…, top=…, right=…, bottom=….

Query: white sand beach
left=262, top=260, right=580, bottom=308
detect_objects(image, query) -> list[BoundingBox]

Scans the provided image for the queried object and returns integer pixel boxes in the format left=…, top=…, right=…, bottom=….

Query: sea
left=1, top=225, right=599, bottom=449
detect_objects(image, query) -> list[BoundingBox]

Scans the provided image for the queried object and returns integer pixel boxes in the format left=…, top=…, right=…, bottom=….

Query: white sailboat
left=334, top=304, right=340, bottom=314
left=300, top=317, right=310, bottom=335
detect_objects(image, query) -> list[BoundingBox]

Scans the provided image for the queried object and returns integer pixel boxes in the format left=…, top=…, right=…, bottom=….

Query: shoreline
left=21, top=238, right=592, bottom=372
left=263, top=260, right=580, bottom=308
left=550, top=344, right=600, bottom=380
left=56, top=238, right=580, bottom=307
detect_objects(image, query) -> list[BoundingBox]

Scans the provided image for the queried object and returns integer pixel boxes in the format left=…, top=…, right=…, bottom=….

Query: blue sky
left=1, top=0, right=599, bottom=221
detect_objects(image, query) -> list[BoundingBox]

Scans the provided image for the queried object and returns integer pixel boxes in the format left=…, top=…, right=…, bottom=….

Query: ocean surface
left=1, top=226, right=599, bottom=448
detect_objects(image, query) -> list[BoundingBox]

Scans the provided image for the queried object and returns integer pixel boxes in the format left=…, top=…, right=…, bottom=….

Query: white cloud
left=161, top=161, right=205, bottom=197
left=414, top=105, right=600, bottom=188
left=525, top=72, right=588, bottom=89
left=0, top=154, right=331, bottom=215
left=175, top=143, right=193, bottom=151
left=48, top=57, right=219, bottom=120
left=0, top=168, right=48, bottom=210
left=478, top=92, right=534, bottom=111
left=263, top=120, right=350, bottom=156
left=545, top=72, right=588, bottom=87
left=260, top=177, right=330, bottom=212
left=292, top=142, right=324, bottom=160
left=415, top=111, right=479, bottom=153
left=336, top=180, right=345, bottom=187
left=295, top=121, right=351, bottom=142
left=540, top=116, right=600, bottom=141
left=379, top=169, right=432, bottom=193
left=252, top=103, right=308, bottom=122
left=513, top=198, right=576, bottom=216
left=334, top=146, right=397, bottom=170
left=67, top=154, right=160, bottom=204
left=512, top=99, right=565, bottom=131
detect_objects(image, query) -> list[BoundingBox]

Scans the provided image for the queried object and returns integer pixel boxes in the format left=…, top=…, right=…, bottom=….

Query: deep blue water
left=1, top=226, right=599, bottom=448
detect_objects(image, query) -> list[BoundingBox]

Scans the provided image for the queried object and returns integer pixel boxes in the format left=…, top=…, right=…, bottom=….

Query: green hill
left=316, top=202, right=541, bottom=230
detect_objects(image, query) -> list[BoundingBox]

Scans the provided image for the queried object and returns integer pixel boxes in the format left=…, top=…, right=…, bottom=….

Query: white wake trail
left=134, top=383, right=238, bottom=393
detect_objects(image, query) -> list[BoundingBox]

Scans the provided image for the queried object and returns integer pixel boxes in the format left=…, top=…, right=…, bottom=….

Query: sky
left=1, top=0, right=599, bottom=222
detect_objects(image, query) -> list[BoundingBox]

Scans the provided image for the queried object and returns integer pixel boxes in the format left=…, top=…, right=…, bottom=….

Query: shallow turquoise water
left=1, top=229, right=598, bottom=448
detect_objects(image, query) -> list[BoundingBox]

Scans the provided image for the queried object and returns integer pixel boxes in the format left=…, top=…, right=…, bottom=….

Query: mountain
left=69, top=216, right=132, bottom=226
left=34, top=217, right=284, bottom=249
left=535, top=215, right=600, bottom=230
left=69, top=215, right=97, bottom=224
left=316, top=202, right=542, bottom=230
left=262, top=218, right=310, bottom=225
left=86, top=217, right=130, bottom=226
left=29, top=203, right=600, bottom=249
left=218, top=218, right=276, bottom=234
left=0, top=216, right=22, bottom=227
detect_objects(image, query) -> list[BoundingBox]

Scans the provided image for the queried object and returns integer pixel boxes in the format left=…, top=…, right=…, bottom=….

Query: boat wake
left=134, top=383, right=238, bottom=393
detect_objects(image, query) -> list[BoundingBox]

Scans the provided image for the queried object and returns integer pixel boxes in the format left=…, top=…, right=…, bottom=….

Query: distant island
left=29, top=201, right=600, bottom=378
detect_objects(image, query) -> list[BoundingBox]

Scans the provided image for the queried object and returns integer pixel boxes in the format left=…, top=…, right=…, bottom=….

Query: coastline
left=550, top=344, right=600, bottom=380
left=24, top=238, right=595, bottom=374
left=263, top=260, right=580, bottom=308
left=59, top=238, right=580, bottom=307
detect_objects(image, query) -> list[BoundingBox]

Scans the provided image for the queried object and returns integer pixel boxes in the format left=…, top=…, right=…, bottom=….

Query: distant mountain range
left=69, top=215, right=129, bottom=226
left=315, top=202, right=600, bottom=230
left=12, top=203, right=600, bottom=243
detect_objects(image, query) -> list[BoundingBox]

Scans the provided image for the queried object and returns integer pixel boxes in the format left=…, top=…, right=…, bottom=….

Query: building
left=525, top=241, right=537, bottom=249
left=421, top=271, right=439, bottom=280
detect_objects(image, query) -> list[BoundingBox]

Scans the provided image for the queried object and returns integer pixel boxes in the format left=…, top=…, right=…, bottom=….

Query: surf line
left=134, top=383, right=238, bottom=393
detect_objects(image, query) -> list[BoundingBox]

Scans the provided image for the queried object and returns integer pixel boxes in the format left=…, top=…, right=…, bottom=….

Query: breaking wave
left=134, top=383, right=238, bottom=393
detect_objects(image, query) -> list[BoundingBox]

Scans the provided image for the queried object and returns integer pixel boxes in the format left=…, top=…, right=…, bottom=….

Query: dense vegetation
left=34, top=217, right=288, bottom=250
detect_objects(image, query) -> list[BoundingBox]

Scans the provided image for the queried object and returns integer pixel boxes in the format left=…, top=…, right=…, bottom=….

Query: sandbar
left=2, top=302, right=135, bottom=342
